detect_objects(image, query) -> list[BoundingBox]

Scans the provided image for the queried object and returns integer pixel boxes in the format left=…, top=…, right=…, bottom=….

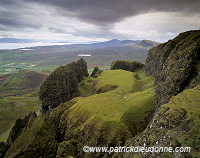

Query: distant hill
left=126, top=40, right=159, bottom=49
left=138, top=40, right=159, bottom=47
left=0, top=39, right=157, bottom=74
left=89, top=39, right=139, bottom=47
left=0, top=69, right=47, bottom=143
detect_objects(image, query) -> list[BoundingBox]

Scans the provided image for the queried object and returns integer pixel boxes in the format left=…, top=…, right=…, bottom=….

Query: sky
left=0, top=0, right=200, bottom=43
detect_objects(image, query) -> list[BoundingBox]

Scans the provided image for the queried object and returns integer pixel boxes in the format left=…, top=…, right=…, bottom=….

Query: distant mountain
left=0, top=38, right=155, bottom=75
left=0, top=38, right=157, bottom=48
left=126, top=40, right=159, bottom=49
left=83, top=39, right=159, bottom=50
left=90, top=39, right=139, bottom=47
left=138, top=40, right=159, bottom=47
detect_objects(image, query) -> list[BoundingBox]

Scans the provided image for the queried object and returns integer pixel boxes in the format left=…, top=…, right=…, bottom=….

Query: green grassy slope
left=0, top=69, right=47, bottom=98
left=0, top=70, right=47, bottom=142
left=56, top=69, right=156, bottom=157
left=5, top=117, right=57, bottom=158
left=156, top=84, right=200, bottom=157
left=0, top=95, right=41, bottom=142
left=69, top=70, right=156, bottom=133
left=78, top=76, right=95, bottom=97
left=5, top=68, right=156, bottom=157
left=124, top=81, right=200, bottom=158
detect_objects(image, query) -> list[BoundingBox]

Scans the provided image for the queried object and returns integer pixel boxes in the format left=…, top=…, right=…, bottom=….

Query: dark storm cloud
left=0, top=0, right=41, bottom=29
left=0, top=0, right=199, bottom=28
left=0, top=0, right=199, bottom=42
left=23, top=0, right=200, bottom=25
left=0, top=12, right=39, bottom=29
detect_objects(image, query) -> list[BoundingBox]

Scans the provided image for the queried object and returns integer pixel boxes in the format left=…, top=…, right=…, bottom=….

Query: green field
left=51, top=69, right=157, bottom=157
left=3, top=68, right=157, bottom=157
left=0, top=69, right=47, bottom=142
left=69, top=70, right=156, bottom=131
left=0, top=95, right=41, bottom=142
left=0, top=42, right=150, bottom=74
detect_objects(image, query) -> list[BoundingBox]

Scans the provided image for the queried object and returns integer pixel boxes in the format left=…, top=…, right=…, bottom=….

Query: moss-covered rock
left=56, top=140, right=76, bottom=158
left=110, top=60, right=144, bottom=72
left=145, top=30, right=200, bottom=109
left=90, top=67, right=102, bottom=78
left=122, top=84, right=200, bottom=158
left=7, top=111, right=37, bottom=146
left=39, top=58, right=89, bottom=114
left=0, top=142, right=9, bottom=158
left=120, top=30, right=200, bottom=158
left=4, top=117, right=57, bottom=158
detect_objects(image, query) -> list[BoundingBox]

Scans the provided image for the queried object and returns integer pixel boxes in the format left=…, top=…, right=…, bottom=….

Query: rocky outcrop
left=119, top=30, right=200, bottom=158
left=7, top=111, right=37, bottom=145
left=90, top=67, right=101, bottom=78
left=4, top=117, right=57, bottom=158
left=121, top=83, right=200, bottom=158
left=110, top=60, right=144, bottom=72
left=0, top=142, right=9, bottom=158
left=138, top=40, right=159, bottom=48
left=145, top=30, right=200, bottom=110
left=1, top=111, right=37, bottom=158
left=39, top=58, right=89, bottom=114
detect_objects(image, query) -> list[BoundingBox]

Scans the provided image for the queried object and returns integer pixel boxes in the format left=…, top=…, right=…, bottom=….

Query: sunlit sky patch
left=0, top=0, right=199, bottom=43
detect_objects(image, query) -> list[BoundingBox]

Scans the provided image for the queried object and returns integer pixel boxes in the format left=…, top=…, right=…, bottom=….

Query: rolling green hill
left=0, top=69, right=47, bottom=98
left=0, top=70, right=47, bottom=143
left=4, top=67, right=157, bottom=158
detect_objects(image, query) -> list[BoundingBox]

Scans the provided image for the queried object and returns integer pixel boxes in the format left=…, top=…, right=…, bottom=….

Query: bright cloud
left=0, top=1, right=199, bottom=43
left=111, top=12, right=200, bottom=42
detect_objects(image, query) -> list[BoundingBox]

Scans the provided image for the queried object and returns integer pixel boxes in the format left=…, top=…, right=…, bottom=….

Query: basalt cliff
left=121, top=30, right=200, bottom=158
left=145, top=30, right=200, bottom=110
left=39, top=58, right=89, bottom=114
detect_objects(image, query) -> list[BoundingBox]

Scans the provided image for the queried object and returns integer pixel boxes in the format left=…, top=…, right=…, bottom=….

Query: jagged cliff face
left=146, top=30, right=200, bottom=109
left=7, top=111, right=37, bottom=146
left=121, top=30, right=200, bottom=158
left=122, top=84, right=200, bottom=158
left=39, top=58, right=89, bottom=114
left=0, top=111, right=37, bottom=158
